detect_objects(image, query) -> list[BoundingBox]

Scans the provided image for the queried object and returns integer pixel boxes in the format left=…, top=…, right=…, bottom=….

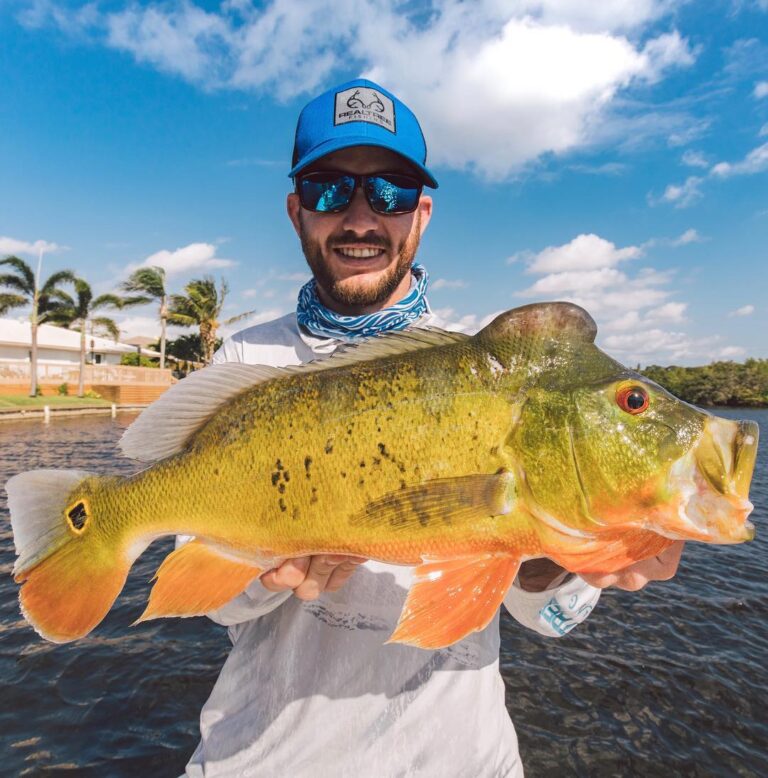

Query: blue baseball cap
left=289, top=78, right=438, bottom=188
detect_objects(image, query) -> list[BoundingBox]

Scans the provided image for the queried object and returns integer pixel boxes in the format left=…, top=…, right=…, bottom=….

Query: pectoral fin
left=350, top=470, right=517, bottom=531
left=137, top=540, right=262, bottom=622
left=388, top=554, right=521, bottom=649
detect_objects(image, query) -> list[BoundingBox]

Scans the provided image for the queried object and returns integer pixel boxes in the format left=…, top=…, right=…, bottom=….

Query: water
left=1, top=410, right=766, bottom=776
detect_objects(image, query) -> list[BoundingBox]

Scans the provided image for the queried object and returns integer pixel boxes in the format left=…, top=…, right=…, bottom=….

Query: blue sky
left=1, top=0, right=767, bottom=366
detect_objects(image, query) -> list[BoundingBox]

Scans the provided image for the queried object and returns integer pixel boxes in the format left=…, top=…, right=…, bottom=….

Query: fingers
left=260, top=557, right=311, bottom=592
left=260, top=555, right=366, bottom=600
left=580, top=541, right=686, bottom=591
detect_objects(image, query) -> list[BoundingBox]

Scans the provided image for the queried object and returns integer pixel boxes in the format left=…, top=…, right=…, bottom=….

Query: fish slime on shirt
left=6, top=303, right=759, bottom=648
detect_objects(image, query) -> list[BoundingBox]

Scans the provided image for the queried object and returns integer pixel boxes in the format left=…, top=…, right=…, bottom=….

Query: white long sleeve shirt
left=183, top=311, right=601, bottom=778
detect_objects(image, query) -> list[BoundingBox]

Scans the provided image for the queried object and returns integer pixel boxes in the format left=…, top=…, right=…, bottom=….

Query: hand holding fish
left=260, top=554, right=367, bottom=600
left=579, top=540, right=685, bottom=591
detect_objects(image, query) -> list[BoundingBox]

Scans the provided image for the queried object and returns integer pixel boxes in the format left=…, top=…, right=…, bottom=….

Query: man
left=184, top=78, right=683, bottom=777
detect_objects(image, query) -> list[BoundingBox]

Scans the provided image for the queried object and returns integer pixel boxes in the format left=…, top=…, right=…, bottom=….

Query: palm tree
left=168, top=276, right=255, bottom=365
left=121, top=266, right=169, bottom=369
left=47, top=278, right=125, bottom=397
left=0, top=255, right=76, bottom=396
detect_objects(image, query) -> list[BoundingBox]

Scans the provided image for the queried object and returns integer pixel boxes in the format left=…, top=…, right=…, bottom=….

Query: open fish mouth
left=672, top=417, right=758, bottom=543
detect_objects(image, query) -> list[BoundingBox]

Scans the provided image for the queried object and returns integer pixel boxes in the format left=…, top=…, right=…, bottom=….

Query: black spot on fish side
left=278, top=498, right=287, bottom=513
left=324, top=439, right=334, bottom=454
left=278, top=483, right=286, bottom=494
left=417, top=510, right=430, bottom=527
left=283, top=470, right=290, bottom=482
left=276, top=459, right=284, bottom=471
left=304, top=456, right=313, bottom=478
left=271, top=472, right=280, bottom=487
left=67, top=502, right=88, bottom=531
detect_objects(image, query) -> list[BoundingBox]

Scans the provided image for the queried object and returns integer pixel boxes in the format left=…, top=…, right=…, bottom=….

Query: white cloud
left=711, top=141, right=768, bottom=177
left=18, top=0, right=696, bottom=179
left=729, top=304, right=755, bottom=317
left=760, top=123, right=768, bottom=137
left=655, top=175, right=704, bottom=208
left=431, top=278, right=467, bottom=290
left=527, top=233, right=641, bottom=274
left=754, top=81, right=768, bottom=99
left=646, top=301, right=687, bottom=321
left=681, top=149, right=708, bottom=168
left=131, top=242, right=235, bottom=276
left=0, top=235, right=64, bottom=256
left=117, top=314, right=187, bottom=340
left=511, top=231, right=726, bottom=364
left=670, top=227, right=704, bottom=245
left=719, top=345, right=746, bottom=358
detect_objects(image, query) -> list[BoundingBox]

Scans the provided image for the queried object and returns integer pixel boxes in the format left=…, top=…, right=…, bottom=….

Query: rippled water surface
left=1, top=409, right=766, bottom=776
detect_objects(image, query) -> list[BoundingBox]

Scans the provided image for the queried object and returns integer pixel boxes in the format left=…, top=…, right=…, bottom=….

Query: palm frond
left=121, top=266, right=166, bottom=298
left=40, top=270, right=77, bottom=294
left=224, top=307, right=258, bottom=326
left=0, top=293, right=27, bottom=315
left=0, top=273, right=32, bottom=295
left=121, top=294, right=153, bottom=307
left=0, top=256, right=35, bottom=291
left=93, top=293, right=124, bottom=311
left=90, top=316, right=121, bottom=341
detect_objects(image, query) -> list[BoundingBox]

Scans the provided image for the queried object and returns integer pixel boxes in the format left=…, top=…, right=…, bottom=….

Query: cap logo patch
left=334, top=87, right=396, bottom=133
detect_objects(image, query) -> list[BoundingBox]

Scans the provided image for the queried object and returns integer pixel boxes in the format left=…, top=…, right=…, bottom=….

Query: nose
left=339, top=184, right=379, bottom=234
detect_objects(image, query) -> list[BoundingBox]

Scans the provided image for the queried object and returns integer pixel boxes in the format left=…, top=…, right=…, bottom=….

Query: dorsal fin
left=119, top=326, right=469, bottom=463
left=476, top=303, right=597, bottom=345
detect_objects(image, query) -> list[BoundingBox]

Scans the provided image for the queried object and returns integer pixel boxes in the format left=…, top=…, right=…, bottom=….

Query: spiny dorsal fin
left=477, top=303, right=597, bottom=345
left=120, top=326, right=470, bottom=463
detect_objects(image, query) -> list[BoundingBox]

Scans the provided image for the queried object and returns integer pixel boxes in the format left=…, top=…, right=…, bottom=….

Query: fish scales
left=103, top=338, right=535, bottom=565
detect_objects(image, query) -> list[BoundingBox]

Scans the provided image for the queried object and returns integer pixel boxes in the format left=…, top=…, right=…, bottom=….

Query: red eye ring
left=616, top=384, right=649, bottom=415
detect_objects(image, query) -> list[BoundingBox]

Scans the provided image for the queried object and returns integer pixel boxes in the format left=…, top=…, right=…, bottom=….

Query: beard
left=298, top=211, right=422, bottom=310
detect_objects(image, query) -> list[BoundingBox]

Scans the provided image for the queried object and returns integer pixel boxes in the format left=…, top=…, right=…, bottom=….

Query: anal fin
left=137, top=540, right=261, bottom=622
left=388, top=554, right=520, bottom=649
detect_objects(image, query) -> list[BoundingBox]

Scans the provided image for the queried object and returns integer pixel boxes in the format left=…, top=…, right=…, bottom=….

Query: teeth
left=337, top=247, right=383, bottom=258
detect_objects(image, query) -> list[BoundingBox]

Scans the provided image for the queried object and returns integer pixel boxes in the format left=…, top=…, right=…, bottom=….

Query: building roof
left=0, top=318, right=163, bottom=358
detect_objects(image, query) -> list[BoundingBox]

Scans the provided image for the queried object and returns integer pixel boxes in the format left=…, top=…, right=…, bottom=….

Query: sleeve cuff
left=503, top=574, right=601, bottom=637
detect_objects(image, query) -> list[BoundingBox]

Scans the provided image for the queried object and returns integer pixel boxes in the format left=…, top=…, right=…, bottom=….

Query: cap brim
left=289, top=136, right=438, bottom=189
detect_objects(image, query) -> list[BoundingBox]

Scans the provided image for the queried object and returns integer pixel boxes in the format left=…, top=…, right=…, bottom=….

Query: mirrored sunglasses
left=297, top=171, right=423, bottom=215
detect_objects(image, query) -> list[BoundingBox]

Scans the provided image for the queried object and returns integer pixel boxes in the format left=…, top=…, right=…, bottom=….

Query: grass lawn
left=0, top=395, right=113, bottom=409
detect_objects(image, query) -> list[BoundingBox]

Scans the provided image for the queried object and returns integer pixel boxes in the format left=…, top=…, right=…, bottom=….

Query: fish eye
left=616, top=384, right=649, bottom=415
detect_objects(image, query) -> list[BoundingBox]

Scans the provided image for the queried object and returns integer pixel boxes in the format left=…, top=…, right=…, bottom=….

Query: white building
left=0, top=318, right=161, bottom=365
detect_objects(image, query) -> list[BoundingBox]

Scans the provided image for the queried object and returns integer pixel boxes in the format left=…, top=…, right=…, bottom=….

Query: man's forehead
left=309, top=145, right=417, bottom=174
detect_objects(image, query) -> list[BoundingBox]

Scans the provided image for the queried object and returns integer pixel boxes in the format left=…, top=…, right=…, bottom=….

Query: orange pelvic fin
left=547, top=528, right=675, bottom=575
left=16, top=541, right=131, bottom=644
left=137, top=540, right=261, bottom=622
left=388, top=554, right=520, bottom=649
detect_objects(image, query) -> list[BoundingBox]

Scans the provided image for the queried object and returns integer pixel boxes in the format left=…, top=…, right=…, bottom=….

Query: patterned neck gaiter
left=296, top=263, right=430, bottom=340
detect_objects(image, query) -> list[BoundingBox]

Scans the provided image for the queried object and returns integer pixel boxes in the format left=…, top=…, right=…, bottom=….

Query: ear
left=287, top=192, right=302, bottom=237
left=477, top=303, right=598, bottom=345
left=416, top=193, right=433, bottom=236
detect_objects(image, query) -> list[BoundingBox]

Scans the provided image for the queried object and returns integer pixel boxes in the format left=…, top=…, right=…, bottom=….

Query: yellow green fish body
left=6, top=303, right=759, bottom=647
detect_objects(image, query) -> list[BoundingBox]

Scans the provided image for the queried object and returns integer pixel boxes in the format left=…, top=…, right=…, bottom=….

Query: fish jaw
left=660, top=417, right=757, bottom=544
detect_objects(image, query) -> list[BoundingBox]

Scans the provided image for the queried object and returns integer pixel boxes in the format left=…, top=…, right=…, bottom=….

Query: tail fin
left=6, top=469, right=131, bottom=644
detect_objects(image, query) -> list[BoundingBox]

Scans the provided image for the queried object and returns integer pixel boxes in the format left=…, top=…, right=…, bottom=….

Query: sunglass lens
left=300, top=173, right=355, bottom=212
left=366, top=174, right=421, bottom=214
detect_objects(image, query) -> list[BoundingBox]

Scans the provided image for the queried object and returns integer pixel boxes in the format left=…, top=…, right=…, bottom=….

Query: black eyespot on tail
left=67, top=501, right=88, bottom=531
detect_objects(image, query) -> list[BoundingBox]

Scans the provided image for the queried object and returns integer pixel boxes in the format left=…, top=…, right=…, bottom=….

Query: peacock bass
left=6, top=303, right=759, bottom=649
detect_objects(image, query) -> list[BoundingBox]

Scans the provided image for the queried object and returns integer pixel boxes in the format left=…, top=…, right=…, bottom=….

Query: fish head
left=492, top=303, right=758, bottom=544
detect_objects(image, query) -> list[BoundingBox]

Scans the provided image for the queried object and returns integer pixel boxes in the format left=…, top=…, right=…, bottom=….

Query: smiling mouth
left=334, top=247, right=386, bottom=259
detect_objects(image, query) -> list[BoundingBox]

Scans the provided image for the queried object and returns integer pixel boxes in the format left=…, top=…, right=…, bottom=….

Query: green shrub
left=83, top=389, right=102, bottom=399
left=57, top=382, right=69, bottom=396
